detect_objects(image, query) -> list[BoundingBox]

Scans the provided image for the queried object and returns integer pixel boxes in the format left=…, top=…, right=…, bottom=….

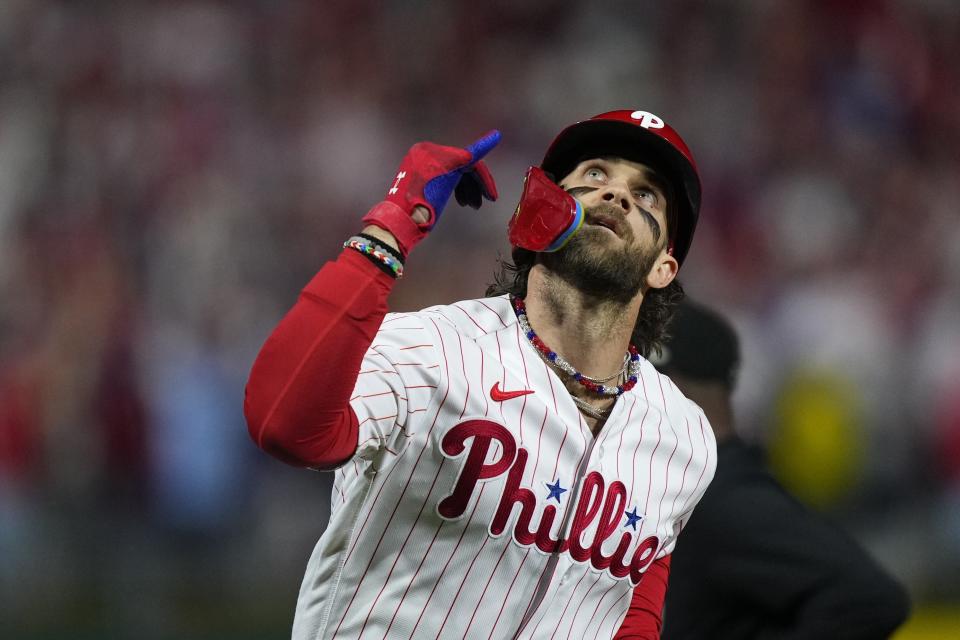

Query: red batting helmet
left=540, top=110, right=701, bottom=267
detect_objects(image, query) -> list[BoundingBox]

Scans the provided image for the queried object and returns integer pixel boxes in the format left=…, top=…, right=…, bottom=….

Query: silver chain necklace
left=578, top=352, right=630, bottom=383
left=570, top=395, right=611, bottom=419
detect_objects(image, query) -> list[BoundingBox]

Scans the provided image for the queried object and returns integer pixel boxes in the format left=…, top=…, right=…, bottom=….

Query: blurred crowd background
left=1, top=0, right=958, bottom=638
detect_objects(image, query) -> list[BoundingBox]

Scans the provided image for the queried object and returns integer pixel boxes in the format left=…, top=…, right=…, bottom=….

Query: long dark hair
left=485, top=248, right=684, bottom=359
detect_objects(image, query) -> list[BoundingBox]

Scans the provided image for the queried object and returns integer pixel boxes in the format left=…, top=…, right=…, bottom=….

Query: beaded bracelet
left=358, top=233, right=404, bottom=263
left=344, top=236, right=404, bottom=278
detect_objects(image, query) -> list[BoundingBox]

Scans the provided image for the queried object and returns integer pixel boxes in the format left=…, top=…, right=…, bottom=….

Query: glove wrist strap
left=361, top=201, right=428, bottom=257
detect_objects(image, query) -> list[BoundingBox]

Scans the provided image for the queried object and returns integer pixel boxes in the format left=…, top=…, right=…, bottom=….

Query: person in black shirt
left=655, top=300, right=910, bottom=640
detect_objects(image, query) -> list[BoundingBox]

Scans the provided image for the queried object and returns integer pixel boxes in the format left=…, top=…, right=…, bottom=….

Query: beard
left=539, top=204, right=659, bottom=304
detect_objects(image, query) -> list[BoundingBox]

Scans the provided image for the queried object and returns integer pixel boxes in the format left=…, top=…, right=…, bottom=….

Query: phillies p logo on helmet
left=630, top=110, right=665, bottom=129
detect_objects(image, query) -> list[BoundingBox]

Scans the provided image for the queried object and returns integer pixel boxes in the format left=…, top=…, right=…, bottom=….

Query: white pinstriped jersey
left=292, top=295, right=716, bottom=640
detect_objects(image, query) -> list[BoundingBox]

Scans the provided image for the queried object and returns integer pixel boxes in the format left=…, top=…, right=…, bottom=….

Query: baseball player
left=245, top=110, right=716, bottom=639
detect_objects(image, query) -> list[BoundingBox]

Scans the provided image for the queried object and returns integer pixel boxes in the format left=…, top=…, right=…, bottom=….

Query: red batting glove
left=362, top=130, right=501, bottom=256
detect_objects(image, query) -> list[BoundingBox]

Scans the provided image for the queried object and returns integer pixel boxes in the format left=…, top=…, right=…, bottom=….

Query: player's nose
left=598, top=180, right=632, bottom=214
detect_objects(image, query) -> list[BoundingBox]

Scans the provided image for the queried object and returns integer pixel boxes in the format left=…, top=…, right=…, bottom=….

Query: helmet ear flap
left=508, top=167, right=584, bottom=252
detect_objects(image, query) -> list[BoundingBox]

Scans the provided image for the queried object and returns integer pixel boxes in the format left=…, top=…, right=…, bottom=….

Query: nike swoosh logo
left=490, top=382, right=535, bottom=402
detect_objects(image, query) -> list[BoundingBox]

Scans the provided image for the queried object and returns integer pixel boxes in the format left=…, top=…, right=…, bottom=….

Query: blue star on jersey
left=545, top=479, right=567, bottom=502
left=624, top=506, right=643, bottom=530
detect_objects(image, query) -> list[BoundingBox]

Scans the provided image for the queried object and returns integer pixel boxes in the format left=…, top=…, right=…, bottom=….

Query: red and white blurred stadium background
left=1, top=1, right=958, bottom=637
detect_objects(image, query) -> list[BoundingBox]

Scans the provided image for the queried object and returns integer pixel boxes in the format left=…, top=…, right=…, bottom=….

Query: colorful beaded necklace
left=512, top=296, right=641, bottom=397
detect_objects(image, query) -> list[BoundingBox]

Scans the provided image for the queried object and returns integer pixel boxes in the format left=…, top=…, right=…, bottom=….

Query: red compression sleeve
left=244, top=249, right=395, bottom=468
left=613, top=555, right=671, bottom=639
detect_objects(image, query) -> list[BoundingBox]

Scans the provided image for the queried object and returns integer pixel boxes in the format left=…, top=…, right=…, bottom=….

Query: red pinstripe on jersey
left=404, top=480, right=490, bottom=637
left=641, top=375, right=664, bottom=517
left=351, top=390, right=405, bottom=401
left=655, top=379, right=707, bottom=535
left=494, top=330, right=506, bottom=424
left=546, top=567, right=592, bottom=637
left=462, top=530, right=517, bottom=636
left=653, top=377, right=682, bottom=540
left=488, top=547, right=534, bottom=639
left=627, top=388, right=649, bottom=507
left=357, top=414, right=397, bottom=428
left=514, top=322, right=532, bottom=444
left=436, top=535, right=493, bottom=635
left=357, top=368, right=400, bottom=375
left=673, top=414, right=713, bottom=527
left=583, top=579, right=622, bottom=638
left=532, top=354, right=560, bottom=480
left=453, top=302, right=488, bottom=333
left=564, top=572, right=605, bottom=640
left=593, top=588, right=633, bottom=640
left=514, top=547, right=559, bottom=633
left=456, top=332, right=471, bottom=420
left=665, top=417, right=696, bottom=526
left=614, top=394, right=636, bottom=479
left=480, top=346, right=488, bottom=417
left=475, top=299, right=509, bottom=328
left=548, top=430, right=568, bottom=492
left=531, top=393, right=550, bottom=480
left=383, top=515, right=444, bottom=636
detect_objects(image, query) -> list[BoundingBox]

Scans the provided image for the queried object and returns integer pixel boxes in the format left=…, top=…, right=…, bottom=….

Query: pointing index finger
left=465, top=129, right=502, bottom=163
